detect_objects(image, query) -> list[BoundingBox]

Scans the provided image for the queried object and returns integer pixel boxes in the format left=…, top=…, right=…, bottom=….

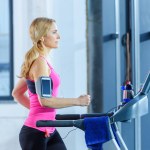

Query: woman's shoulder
left=34, top=58, right=49, bottom=71
left=29, top=57, right=50, bottom=77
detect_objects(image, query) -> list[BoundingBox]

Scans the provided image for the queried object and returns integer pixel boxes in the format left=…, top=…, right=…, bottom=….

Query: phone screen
left=41, top=78, right=52, bottom=97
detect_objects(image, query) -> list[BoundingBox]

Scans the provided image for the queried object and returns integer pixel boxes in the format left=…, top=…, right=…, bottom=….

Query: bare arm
left=39, top=95, right=90, bottom=109
left=32, top=59, right=91, bottom=108
left=12, top=78, right=30, bottom=109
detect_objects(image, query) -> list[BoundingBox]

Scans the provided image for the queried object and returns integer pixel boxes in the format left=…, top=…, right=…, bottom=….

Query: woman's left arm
left=12, top=78, right=30, bottom=109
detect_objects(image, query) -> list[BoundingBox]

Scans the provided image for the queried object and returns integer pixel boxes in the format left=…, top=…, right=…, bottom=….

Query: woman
left=12, top=17, right=91, bottom=150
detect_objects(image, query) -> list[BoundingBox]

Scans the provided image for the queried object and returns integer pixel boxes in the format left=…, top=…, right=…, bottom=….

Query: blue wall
left=102, top=0, right=150, bottom=149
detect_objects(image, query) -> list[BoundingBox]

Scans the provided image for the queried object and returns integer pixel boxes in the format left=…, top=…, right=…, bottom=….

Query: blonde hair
left=20, top=17, right=55, bottom=78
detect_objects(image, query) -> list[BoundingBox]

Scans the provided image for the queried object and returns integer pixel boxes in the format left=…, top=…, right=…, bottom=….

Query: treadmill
left=36, top=72, right=150, bottom=150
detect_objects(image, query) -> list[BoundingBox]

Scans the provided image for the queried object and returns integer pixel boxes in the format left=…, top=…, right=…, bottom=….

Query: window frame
left=0, top=0, right=14, bottom=101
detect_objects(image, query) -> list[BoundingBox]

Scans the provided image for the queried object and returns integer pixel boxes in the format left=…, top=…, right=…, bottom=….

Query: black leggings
left=19, top=125, right=67, bottom=150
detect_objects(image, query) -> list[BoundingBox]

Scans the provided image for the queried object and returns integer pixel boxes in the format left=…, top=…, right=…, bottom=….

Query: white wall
left=0, top=0, right=88, bottom=150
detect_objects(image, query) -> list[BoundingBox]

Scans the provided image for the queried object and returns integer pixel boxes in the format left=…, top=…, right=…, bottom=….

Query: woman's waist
left=25, top=111, right=56, bottom=124
left=24, top=113, right=56, bottom=134
left=29, top=108, right=56, bottom=116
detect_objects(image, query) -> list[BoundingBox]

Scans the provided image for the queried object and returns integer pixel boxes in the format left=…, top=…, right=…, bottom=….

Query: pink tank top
left=24, top=56, right=60, bottom=135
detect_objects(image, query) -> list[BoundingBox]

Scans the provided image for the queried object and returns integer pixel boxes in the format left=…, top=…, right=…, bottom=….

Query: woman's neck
left=39, top=48, right=51, bottom=58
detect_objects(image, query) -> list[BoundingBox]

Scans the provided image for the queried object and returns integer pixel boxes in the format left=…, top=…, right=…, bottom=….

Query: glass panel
left=0, top=0, right=10, bottom=96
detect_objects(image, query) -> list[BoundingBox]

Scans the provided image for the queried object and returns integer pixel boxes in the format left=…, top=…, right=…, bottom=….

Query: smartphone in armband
left=40, top=76, right=53, bottom=98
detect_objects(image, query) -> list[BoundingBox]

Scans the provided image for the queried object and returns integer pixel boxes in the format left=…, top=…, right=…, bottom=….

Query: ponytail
left=20, top=46, right=39, bottom=78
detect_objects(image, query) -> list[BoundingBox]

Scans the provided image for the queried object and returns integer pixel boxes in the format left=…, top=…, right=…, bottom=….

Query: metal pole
left=115, top=0, right=122, bottom=132
left=131, top=0, right=141, bottom=150
left=115, top=0, right=121, bottom=116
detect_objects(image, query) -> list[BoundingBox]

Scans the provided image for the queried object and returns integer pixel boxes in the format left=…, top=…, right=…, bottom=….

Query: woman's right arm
left=32, top=58, right=91, bottom=108
left=39, top=95, right=91, bottom=109
left=12, top=78, right=30, bottom=109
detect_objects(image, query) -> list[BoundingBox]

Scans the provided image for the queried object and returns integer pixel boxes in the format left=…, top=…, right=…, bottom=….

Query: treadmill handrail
left=56, top=112, right=113, bottom=120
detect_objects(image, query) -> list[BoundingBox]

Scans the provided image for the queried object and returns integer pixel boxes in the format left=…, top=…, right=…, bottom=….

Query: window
left=0, top=0, right=13, bottom=100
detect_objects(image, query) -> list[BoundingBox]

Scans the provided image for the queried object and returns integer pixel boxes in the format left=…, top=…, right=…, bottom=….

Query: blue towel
left=83, top=116, right=112, bottom=150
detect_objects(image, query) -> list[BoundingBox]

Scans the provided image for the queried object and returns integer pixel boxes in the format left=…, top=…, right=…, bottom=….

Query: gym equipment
left=36, top=72, right=150, bottom=150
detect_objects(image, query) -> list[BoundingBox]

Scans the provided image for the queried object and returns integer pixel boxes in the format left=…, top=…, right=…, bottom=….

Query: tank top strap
left=39, top=55, right=53, bottom=69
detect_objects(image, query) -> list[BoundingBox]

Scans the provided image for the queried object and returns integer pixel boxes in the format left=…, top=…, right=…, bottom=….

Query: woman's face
left=43, top=22, right=60, bottom=49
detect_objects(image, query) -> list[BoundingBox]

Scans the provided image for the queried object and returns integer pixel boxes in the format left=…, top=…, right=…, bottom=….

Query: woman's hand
left=78, top=95, right=91, bottom=106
